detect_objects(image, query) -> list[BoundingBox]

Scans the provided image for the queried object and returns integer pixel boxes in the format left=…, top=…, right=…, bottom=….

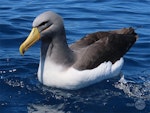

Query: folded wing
left=70, top=27, right=138, bottom=70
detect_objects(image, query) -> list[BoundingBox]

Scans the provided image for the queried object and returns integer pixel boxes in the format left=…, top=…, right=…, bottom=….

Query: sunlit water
left=0, top=0, right=150, bottom=113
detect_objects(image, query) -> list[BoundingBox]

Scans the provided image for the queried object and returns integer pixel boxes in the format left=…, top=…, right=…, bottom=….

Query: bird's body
left=20, top=11, right=138, bottom=90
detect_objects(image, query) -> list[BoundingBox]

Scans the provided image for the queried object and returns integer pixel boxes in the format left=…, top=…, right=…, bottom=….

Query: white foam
left=28, top=104, right=64, bottom=113
left=115, top=74, right=150, bottom=110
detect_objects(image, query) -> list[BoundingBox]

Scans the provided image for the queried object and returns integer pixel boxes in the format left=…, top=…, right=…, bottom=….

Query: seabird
left=19, top=11, right=138, bottom=90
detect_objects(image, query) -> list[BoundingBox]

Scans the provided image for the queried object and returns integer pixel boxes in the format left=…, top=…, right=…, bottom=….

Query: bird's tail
left=110, top=27, right=138, bottom=40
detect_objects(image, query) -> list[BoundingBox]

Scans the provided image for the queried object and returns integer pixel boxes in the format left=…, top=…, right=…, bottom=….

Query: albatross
left=19, top=11, right=138, bottom=90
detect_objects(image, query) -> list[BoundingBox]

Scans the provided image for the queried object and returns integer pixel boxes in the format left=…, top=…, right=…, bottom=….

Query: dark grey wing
left=70, top=27, right=137, bottom=50
left=70, top=27, right=138, bottom=70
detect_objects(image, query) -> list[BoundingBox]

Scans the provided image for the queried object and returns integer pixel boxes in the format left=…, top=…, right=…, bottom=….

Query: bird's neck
left=40, top=33, right=75, bottom=68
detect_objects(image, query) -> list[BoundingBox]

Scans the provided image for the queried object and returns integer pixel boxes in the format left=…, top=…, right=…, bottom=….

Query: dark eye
left=39, top=21, right=48, bottom=26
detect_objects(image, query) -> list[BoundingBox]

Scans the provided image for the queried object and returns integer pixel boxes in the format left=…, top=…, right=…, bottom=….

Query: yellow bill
left=19, top=27, right=40, bottom=55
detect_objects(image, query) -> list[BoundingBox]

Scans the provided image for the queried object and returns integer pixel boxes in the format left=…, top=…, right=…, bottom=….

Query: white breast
left=38, top=58, right=124, bottom=90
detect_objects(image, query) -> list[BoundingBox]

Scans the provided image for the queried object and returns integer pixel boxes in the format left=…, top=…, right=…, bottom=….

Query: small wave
left=28, top=104, right=64, bottom=113
left=4, top=78, right=24, bottom=88
left=114, top=74, right=150, bottom=110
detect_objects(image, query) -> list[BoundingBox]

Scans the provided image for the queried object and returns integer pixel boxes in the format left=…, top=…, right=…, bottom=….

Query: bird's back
left=70, top=27, right=138, bottom=70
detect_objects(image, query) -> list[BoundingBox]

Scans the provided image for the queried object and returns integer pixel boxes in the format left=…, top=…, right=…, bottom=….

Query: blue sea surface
left=0, top=0, right=150, bottom=113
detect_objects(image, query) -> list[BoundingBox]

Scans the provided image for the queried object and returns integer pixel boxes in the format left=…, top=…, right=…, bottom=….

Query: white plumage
left=38, top=57, right=123, bottom=90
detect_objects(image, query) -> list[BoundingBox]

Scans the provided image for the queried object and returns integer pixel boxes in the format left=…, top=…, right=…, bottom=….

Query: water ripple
left=0, top=0, right=150, bottom=113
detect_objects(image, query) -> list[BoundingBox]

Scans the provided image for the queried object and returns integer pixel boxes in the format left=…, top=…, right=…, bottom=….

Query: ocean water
left=0, top=0, right=150, bottom=113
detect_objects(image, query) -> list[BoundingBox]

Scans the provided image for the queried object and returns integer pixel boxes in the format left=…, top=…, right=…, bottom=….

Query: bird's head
left=19, top=11, right=64, bottom=55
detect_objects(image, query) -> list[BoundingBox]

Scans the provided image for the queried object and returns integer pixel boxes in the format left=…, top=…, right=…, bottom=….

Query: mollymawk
left=19, top=11, right=138, bottom=90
